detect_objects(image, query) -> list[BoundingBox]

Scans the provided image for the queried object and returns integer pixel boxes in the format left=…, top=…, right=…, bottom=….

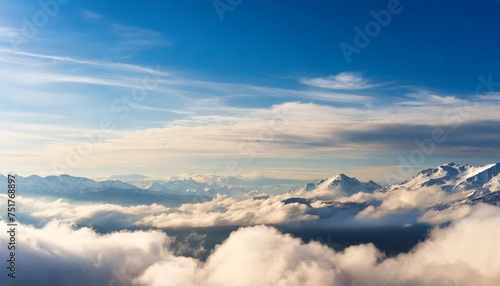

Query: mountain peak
left=296, top=173, right=381, bottom=199
left=331, top=173, right=359, bottom=183
left=335, top=173, right=349, bottom=179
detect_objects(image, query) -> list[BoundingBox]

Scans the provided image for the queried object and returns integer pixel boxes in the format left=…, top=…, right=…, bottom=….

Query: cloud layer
left=138, top=194, right=316, bottom=228
left=2, top=48, right=500, bottom=180
left=1, top=204, right=499, bottom=286
left=0, top=194, right=315, bottom=229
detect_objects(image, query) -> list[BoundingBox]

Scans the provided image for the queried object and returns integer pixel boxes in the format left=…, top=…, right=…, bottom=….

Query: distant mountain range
left=0, top=173, right=304, bottom=206
left=0, top=174, right=201, bottom=206
left=1, top=162, right=499, bottom=208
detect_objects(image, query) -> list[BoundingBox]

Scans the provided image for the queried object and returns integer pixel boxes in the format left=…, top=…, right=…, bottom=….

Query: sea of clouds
left=1, top=190, right=499, bottom=286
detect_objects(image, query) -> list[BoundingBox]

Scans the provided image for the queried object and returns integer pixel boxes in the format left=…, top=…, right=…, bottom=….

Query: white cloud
left=0, top=26, right=21, bottom=44
left=135, top=257, right=200, bottom=286
left=0, top=195, right=169, bottom=229
left=1, top=194, right=313, bottom=229
left=300, top=72, right=374, bottom=90
left=0, top=220, right=174, bottom=285
left=138, top=204, right=500, bottom=286
left=3, top=49, right=500, bottom=178
left=476, top=92, right=500, bottom=101
left=111, top=23, right=170, bottom=49
left=355, top=187, right=446, bottom=219
left=191, top=225, right=344, bottom=286
left=380, top=204, right=500, bottom=285
left=138, top=194, right=317, bottom=228
left=343, top=185, right=469, bottom=220
left=82, top=9, right=103, bottom=22
left=1, top=204, right=500, bottom=285
left=418, top=205, right=472, bottom=224
left=12, top=95, right=500, bottom=178
left=398, top=89, right=467, bottom=106
left=3, top=70, right=141, bottom=88
left=29, top=199, right=169, bottom=222
left=0, top=49, right=165, bottom=74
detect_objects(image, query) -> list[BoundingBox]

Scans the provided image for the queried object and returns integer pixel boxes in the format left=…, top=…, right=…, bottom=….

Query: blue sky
left=1, top=0, right=500, bottom=183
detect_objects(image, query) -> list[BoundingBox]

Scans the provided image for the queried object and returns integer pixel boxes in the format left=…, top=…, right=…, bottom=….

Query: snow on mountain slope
left=9, top=174, right=137, bottom=194
left=97, top=180, right=138, bottom=190
left=139, top=179, right=263, bottom=199
left=164, top=173, right=248, bottom=186
left=482, top=172, right=500, bottom=191
left=127, top=175, right=304, bottom=198
left=141, top=179, right=218, bottom=195
left=383, top=162, right=500, bottom=211
left=295, top=173, right=381, bottom=200
left=455, top=163, right=496, bottom=185
left=2, top=163, right=499, bottom=209
left=16, top=174, right=100, bottom=194
left=456, top=163, right=500, bottom=192
left=386, top=162, right=500, bottom=194
left=0, top=173, right=291, bottom=201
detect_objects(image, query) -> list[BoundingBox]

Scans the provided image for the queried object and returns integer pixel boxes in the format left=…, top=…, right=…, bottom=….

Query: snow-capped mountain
left=2, top=163, right=499, bottom=209
left=0, top=174, right=207, bottom=206
left=127, top=178, right=257, bottom=198
left=286, top=163, right=500, bottom=212
left=386, top=162, right=500, bottom=194
left=163, top=173, right=248, bottom=186
left=0, top=173, right=298, bottom=205
left=295, top=173, right=382, bottom=200
left=140, top=179, right=216, bottom=194
left=15, top=174, right=137, bottom=194
left=385, top=162, right=500, bottom=209
left=126, top=175, right=304, bottom=198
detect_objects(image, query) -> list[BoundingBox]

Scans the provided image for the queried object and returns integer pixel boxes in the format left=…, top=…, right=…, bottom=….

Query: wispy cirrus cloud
left=82, top=9, right=103, bottom=22
left=78, top=9, right=169, bottom=50
left=0, top=49, right=165, bottom=74
left=397, top=89, right=467, bottom=106
left=2, top=49, right=500, bottom=179
left=300, top=72, right=375, bottom=90
left=111, top=23, right=170, bottom=49
left=0, top=26, right=20, bottom=44
left=476, top=92, right=500, bottom=101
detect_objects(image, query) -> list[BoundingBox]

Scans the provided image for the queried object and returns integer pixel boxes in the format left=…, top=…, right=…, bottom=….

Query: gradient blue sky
left=1, top=0, right=500, bottom=182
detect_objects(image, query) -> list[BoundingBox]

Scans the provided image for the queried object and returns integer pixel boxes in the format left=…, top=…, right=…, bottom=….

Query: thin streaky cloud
left=0, top=111, right=66, bottom=119
left=300, top=72, right=375, bottom=90
left=0, top=49, right=166, bottom=75
left=183, top=79, right=374, bottom=103
left=5, top=71, right=142, bottom=89
left=111, top=23, right=170, bottom=48
left=82, top=9, right=103, bottom=22
left=475, top=92, right=500, bottom=101
left=396, top=90, right=467, bottom=106
left=0, top=26, right=20, bottom=43
left=129, top=103, right=196, bottom=115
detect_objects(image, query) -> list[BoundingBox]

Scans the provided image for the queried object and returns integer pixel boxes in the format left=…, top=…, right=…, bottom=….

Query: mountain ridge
left=1, top=162, right=499, bottom=208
